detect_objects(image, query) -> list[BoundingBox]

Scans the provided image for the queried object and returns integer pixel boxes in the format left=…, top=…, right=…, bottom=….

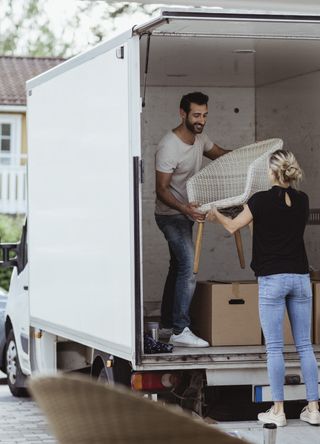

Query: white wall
left=141, top=86, right=256, bottom=315
left=256, top=72, right=320, bottom=270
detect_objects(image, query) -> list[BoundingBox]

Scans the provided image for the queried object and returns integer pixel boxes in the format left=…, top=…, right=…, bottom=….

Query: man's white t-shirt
left=155, top=131, right=213, bottom=215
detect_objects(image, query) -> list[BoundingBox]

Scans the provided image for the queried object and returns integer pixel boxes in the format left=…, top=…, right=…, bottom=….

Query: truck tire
left=112, top=357, right=131, bottom=387
left=94, top=356, right=131, bottom=387
left=5, top=330, right=28, bottom=397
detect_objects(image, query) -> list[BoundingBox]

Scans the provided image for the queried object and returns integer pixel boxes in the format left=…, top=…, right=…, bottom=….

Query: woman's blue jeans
left=259, top=273, right=319, bottom=402
left=155, top=214, right=195, bottom=334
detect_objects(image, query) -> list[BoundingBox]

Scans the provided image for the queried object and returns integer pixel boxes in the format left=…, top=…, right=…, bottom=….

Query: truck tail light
left=131, top=371, right=180, bottom=392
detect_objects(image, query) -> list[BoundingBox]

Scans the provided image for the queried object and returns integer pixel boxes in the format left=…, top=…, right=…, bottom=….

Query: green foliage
left=0, top=215, right=24, bottom=291
left=0, top=0, right=157, bottom=57
left=0, top=0, right=74, bottom=56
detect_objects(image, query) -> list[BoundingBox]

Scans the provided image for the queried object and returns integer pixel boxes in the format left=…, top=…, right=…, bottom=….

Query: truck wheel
left=112, top=357, right=131, bottom=387
left=94, top=356, right=131, bottom=387
left=97, top=365, right=114, bottom=384
left=6, top=330, right=28, bottom=397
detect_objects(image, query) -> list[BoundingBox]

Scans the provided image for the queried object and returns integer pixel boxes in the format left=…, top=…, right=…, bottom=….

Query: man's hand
left=183, top=202, right=206, bottom=221
left=204, top=144, right=231, bottom=160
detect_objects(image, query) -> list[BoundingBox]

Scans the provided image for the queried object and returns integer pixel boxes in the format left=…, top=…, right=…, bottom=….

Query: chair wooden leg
left=234, top=230, right=245, bottom=269
left=194, top=222, right=204, bottom=274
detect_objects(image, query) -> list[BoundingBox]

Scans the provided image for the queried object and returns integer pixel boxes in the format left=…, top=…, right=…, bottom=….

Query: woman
left=207, top=149, right=319, bottom=426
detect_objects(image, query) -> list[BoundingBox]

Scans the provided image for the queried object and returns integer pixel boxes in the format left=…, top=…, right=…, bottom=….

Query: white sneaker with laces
left=257, top=406, right=287, bottom=427
left=169, top=327, right=209, bottom=347
left=300, top=406, right=320, bottom=425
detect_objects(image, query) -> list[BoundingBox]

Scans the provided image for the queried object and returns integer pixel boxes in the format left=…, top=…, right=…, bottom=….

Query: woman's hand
left=206, top=206, right=217, bottom=222
left=208, top=204, right=253, bottom=234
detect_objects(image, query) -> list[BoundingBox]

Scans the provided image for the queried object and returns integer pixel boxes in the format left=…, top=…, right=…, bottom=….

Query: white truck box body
left=27, top=32, right=141, bottom=362
left=24, top=8, right=320, bottom=382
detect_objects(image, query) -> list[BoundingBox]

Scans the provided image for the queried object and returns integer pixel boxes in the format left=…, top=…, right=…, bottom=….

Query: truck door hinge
left=140, top=159, right=144, bottom=184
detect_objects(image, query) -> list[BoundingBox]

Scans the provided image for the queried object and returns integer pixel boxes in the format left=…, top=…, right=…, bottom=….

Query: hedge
left=0, top=215, right=24, bottom=291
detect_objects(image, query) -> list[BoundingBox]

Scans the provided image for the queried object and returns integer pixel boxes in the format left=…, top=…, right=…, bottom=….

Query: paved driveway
left=0, top=376, right=55, bottom=444
left=216, top=419, right=320, bottom=443
left=0, top=372, right=318, bottom=444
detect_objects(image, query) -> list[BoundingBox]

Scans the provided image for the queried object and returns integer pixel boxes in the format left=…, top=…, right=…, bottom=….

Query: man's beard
left=185, top=117, right=204, bottom=134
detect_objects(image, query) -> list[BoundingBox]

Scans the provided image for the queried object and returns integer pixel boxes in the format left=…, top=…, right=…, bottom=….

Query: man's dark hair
left=180, top=92, right=209, bottom=114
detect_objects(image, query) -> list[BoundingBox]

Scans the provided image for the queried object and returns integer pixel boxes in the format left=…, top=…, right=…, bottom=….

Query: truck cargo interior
left=139, top=15, right=320, bottom=358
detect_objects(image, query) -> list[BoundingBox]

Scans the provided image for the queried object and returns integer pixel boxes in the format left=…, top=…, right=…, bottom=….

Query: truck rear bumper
left=254, top=383, right=320, bottom=402
left=137, top=345, right=320, bottom=374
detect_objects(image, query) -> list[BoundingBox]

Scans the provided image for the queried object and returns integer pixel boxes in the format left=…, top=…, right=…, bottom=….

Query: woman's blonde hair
left=269, top=149, right=303, bottom=186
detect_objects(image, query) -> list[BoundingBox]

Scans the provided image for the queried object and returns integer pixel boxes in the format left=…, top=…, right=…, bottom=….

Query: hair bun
left=269, top=149, right=303, bottom=185
left=285, top=165, right=296, bottom=177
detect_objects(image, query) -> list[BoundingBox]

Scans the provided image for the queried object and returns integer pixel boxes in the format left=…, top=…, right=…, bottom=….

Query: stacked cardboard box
left=190, top=280, right=313, bottom=347
left=190, top=281, right=261, bottom=346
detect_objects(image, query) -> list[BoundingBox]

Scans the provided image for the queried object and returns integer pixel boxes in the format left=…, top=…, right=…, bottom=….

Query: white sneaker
left=300, top=406, right=320, bottom=425
left=258, top=406, right=287, bottom=427
left=169, top=327, right=209, bottom=347
left=159, top=328, right=173, bottom=340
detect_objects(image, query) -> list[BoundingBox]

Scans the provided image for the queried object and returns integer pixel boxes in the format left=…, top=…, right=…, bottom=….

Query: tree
left=0, top=215, right=24, bottom=291
left=0, top=0, right=157, bottom=57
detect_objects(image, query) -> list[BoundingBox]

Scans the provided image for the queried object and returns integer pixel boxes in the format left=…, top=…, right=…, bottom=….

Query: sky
left=0, top=0, right=230, bottom=57
left=44, top=0, right=157, bottom=45
left=2, top=1, right=319, bottom=57
left=0, top=0, right=160, bottom=56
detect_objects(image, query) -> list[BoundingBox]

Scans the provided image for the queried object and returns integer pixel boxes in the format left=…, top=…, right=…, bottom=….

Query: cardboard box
left=313, top=282, right=320, bottom=345
left=190, top=281, right=261, bottom=346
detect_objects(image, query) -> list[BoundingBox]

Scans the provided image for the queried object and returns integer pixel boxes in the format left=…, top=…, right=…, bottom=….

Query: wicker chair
left=186, top=138, right=283, bottom=272
left=28, top=373, right=247, bottom=444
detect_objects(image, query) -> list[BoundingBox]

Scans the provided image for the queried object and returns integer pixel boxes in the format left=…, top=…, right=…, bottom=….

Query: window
left=0, top=115, right=22, bottom=165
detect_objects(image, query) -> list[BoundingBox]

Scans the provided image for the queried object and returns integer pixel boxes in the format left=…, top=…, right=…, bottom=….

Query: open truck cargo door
left=110, top=0, right=320, bottom=14
left=26, top=32, right=141, bottom=364
left=135, top=9, right=320, bottom=106
left=135, top=8, right=320, bottom=37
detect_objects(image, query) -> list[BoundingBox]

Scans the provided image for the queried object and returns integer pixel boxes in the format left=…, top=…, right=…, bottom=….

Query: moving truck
left=1, top=2, right=320, bottom=412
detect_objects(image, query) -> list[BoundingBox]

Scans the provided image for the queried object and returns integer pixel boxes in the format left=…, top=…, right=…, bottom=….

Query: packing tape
left=232, top=282, right=240, bottom=299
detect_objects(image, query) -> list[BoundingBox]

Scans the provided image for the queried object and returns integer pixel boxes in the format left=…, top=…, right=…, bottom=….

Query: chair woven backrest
left=28, top=374, right=247, bottom=444
left=187, top=138, right=283, bottom=212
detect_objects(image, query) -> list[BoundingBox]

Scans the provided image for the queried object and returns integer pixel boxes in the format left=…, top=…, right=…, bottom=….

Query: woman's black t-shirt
left=247, top=186, right=309, bottom=277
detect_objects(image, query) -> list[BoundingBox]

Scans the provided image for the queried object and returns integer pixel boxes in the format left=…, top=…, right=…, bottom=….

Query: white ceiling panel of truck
left=137, top=10, right=320, bottom=87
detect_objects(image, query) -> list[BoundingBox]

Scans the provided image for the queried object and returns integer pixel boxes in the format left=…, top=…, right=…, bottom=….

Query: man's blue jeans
left=259, top=273, right=319, bottom=402
left=155, top=214, right=195, bottom=334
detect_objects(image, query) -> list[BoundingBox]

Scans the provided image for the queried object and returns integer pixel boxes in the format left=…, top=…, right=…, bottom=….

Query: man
left=155, top=91, right=229, bottom=347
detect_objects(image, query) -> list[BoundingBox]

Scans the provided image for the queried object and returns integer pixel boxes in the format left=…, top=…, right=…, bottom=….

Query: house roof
left=0, top=56, right=65, bottom=106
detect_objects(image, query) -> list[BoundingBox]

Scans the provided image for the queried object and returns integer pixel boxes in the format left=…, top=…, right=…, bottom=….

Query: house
left=0, top=56, right=64, bottom=214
